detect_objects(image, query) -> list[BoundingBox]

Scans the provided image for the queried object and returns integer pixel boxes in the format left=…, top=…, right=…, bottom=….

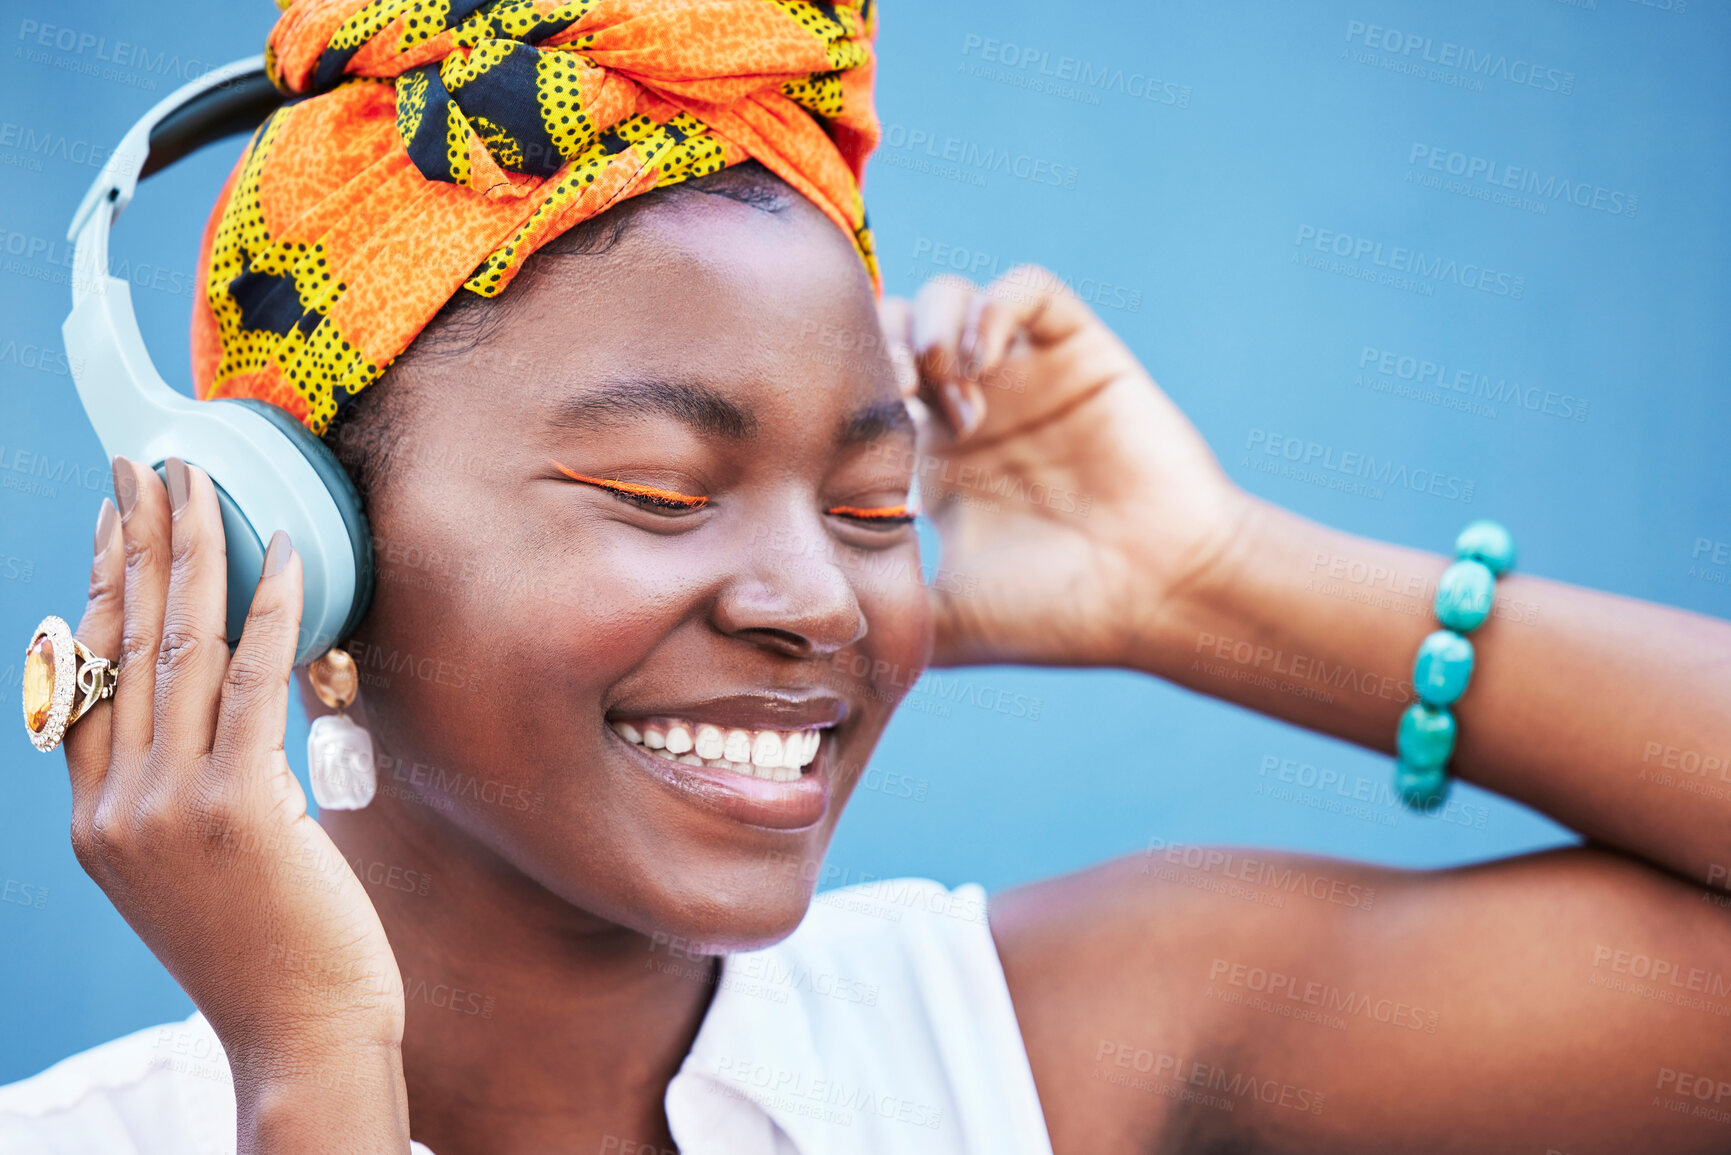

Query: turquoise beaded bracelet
left=1394, top=520, right=1516, bottom=810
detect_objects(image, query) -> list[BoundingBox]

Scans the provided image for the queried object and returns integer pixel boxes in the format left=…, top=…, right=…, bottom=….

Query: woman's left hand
left=880, top=267, right=1246, bottom=669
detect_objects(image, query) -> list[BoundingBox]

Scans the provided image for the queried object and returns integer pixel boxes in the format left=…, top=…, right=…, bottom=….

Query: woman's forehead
left=415, top=191, right=893, bottom=424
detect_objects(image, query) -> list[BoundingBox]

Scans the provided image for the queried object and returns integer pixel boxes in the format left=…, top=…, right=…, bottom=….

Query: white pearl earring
left=306, top=647, right=375, bottom=810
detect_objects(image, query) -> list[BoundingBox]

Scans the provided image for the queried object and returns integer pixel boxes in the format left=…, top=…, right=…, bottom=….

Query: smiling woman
left=310, top=164, right=933, bottom=923
left=6, top=1, right=1731, bottom=1154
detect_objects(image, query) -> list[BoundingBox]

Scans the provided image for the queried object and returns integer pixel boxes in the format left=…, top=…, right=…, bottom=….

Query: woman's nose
left=711, top=536, right=867, bottom=658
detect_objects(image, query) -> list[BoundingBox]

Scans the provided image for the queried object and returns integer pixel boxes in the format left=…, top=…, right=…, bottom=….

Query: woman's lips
left=608, top=723, right=831, bottom=830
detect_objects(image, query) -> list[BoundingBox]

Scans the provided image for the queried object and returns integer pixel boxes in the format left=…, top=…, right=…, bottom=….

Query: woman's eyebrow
left=838, top=398, right=916, bottom=447
left=550, top=379, right=757, bottom=440
left=548, top=381, right=911, bottom=447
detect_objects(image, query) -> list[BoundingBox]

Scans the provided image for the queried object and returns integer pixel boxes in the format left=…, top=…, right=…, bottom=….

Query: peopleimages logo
left=0, top=120, right=129, bottom=171
left=0, top=226, right=198, bottom=301
left=958, top=34, right=1192, bottom=109
left=1244, top=429, right=1475, bottom=504
left=878, top=124, right=1080, bottom=190
left=1342, top=20, right=1575, bottom=95
left=1293, top=225, right=1526, bottom=299
left=14, top=18, right=221, bottom=91
left=1358, top=346, right=1590, bottom=422
left=0, top=444, right=112, bottom=500
left=908, top=239, right=1143, bottom=313
left=1408, top=144, right=1638, bottom=219
left=0, top=337, right=81, bottom=378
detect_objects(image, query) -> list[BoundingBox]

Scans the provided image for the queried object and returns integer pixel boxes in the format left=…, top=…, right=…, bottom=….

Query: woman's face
left=328, top=184, right=931, bottom=950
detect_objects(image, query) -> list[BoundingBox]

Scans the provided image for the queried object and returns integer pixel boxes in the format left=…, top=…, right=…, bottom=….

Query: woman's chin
left=613, top=866, right=824, bottom=956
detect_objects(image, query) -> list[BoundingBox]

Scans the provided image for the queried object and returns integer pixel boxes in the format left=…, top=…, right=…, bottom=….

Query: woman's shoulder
left=0, top=1012, right=236, bottom=1155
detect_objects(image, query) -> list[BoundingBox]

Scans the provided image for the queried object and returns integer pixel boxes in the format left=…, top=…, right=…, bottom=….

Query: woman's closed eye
left=552, top=461, right=707, bottom=512
left=554, top=460, right=916, bottom=526
left=827, top=503, right=918, bottom=527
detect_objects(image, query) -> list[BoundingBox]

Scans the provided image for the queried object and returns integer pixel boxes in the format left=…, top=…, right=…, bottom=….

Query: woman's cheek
left=509, top=531, right=698, bottom=665
left=858, top=550, right=935, bottom=698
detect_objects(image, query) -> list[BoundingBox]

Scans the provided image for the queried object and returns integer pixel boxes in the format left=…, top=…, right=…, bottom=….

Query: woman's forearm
left=1137, top=492, right=1731, bottom=888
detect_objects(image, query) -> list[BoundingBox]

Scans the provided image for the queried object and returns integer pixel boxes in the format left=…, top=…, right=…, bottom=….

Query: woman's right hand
left=63, top=457, right=408, bottom=1146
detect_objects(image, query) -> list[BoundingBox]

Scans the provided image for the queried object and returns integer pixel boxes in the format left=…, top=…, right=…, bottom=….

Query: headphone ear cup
left=152, top=460, right=267, bottom=649
left=214, top=398, right=375, bottom=656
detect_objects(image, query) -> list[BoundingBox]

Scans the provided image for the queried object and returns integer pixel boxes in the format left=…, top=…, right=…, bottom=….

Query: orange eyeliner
left=828, top=503, right=917, bottom=520
left=551, top=460, right=708, bottom=508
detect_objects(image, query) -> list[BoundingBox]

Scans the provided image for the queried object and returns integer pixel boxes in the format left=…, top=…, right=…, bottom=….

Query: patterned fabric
left=192, top=0, right=880, bottom=433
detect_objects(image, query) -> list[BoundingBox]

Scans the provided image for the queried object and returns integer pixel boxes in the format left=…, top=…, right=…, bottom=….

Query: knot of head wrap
left=194, top=0, right=879, bottom=434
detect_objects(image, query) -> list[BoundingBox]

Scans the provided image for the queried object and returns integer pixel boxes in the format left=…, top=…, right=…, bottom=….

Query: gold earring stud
left=308, top=646, right=358, bottom=711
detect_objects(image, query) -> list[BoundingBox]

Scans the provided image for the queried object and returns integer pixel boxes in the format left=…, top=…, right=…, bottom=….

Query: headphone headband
left=69, top=57, right=284, bottom=245
left=62, top=56, right=371, bottom=667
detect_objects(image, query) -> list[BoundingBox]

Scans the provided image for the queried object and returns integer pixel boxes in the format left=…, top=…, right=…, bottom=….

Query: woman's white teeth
left=752, top=730, right=783, bottom=768
left=723, top=729, right=752, bottom=763
left=612, top=718, right=824, bottom=782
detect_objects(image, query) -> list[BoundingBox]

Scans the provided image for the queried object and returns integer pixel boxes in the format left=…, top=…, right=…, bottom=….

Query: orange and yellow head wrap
left=191, top=0, right=880, bottom=434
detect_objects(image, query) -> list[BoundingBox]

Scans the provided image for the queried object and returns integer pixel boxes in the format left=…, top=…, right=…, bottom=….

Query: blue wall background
left=1, top=0, right=1725, bottom=1081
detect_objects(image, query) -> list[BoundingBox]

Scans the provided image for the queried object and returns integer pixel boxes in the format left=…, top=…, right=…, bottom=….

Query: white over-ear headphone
left=64, top=57, right=373, bottom=666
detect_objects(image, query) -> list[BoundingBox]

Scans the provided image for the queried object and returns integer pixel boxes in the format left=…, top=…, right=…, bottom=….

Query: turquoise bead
left=1454, top=520, right=1516, bottom=577
left=1413, top=630, right=1474, bottom=705
left=1397, top=703, right=1457, bottom=767
left=1395, top=760, right=1450, bottom=810
left=1435, top=560, right=1496, bottom=633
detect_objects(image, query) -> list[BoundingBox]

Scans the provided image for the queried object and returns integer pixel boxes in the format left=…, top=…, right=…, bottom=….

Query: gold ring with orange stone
left=23, top=615, right=117, bottom=753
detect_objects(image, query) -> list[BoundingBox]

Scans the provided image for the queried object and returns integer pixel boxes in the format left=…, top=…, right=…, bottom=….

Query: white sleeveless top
left=0, top=879, right=1053, bottom=1155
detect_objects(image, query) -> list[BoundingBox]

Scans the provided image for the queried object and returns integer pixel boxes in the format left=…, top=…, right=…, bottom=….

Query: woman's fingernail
left=93, top=499, right=117, bottom=559
left=111, top=456, right=137, bottom=521
left=890, top=341, right=919, bottom=397
left=165, top=457, right=190, bottom=517
left=959, top=329, right=979, bottom=376
left=943, top=382, right=980, bottom=437
left=940, top=381, right=966, bottom=427
left=263, top=530, right=293, bottom=577
left=956, top=396, right=981, bottom=436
